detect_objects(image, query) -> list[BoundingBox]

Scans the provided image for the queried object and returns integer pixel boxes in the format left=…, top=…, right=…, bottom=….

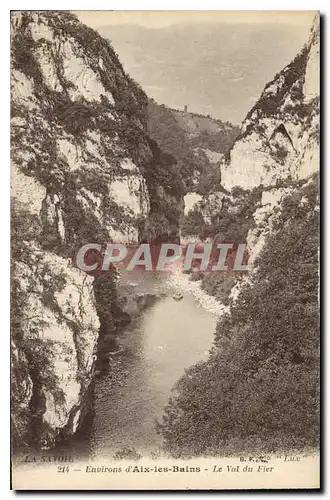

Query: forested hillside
left=160, top=177, right=319, bottom=456
left=147, top=100, right=239, bottom=194
left=160, top=16, right=320, bottom=457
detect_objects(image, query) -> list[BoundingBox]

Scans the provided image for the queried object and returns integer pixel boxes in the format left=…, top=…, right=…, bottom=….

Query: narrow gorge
left=11, top=11, right=319, bottom=460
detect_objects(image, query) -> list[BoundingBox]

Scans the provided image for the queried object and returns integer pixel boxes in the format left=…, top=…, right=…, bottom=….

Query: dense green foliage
left=181, top=186, right=264, bottom=304
left=160, top=178, right=319, bottom=457
left=181, top=186, right=263, bottom=241
left=147, top=100, right=239, bottom=194
left=189, top=128, right=240, bottom=155
left=200, top=275, right=237, bottom=306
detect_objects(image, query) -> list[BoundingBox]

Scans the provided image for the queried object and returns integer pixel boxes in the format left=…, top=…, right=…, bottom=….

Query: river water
left=89, top=272, right=217, bottom=459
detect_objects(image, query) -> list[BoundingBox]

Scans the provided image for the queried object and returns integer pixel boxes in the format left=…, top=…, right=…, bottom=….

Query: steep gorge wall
left=180, top=16, right=319, bottom=310
left=159, top=17, right=320, bottom=457
left=11, top=11, right=183, bottom=450
left=11, top=11, right=320, bottom=451
left=221, top=16, right=319, bottom=192
left=215, top=15, right=319, bottom=267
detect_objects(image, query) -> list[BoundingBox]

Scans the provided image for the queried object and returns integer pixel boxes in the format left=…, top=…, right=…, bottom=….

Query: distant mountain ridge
left=97, top=20, right=313, bottom=123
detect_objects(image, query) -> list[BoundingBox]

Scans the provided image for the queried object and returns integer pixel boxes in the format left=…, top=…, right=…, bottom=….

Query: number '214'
left=57, top=466, right=69, bottom=473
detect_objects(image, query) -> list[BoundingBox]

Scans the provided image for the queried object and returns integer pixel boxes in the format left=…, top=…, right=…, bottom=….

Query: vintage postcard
left=10, top=10, right=320, bottom=490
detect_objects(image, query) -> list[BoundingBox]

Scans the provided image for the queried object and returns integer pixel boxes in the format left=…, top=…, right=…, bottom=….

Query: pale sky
left=74, top=10, right=316, bottom=30
left=72, top=10, right=317, bottom=123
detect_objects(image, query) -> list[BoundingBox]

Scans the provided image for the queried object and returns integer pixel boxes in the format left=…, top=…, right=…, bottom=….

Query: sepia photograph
left=10, top=9, right=320, bottom=490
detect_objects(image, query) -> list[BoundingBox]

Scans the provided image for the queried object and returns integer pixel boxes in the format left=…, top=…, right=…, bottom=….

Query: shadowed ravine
left=89, top=272, right=217, bottom=458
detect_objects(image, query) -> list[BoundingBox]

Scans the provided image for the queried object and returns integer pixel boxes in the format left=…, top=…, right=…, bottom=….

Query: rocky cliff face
left=219, top=16, right=319, bottom=268
left=221, top=15, right=319, bottom=192
left=241, top=17, right=319, bottom=267
left=159, top=18, right=319, bottom=457
left=180, top=17, right=319, bottom=309
left=10, top=11, right=182, bottom=450
left=11, top=11, right=178, bottom=247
